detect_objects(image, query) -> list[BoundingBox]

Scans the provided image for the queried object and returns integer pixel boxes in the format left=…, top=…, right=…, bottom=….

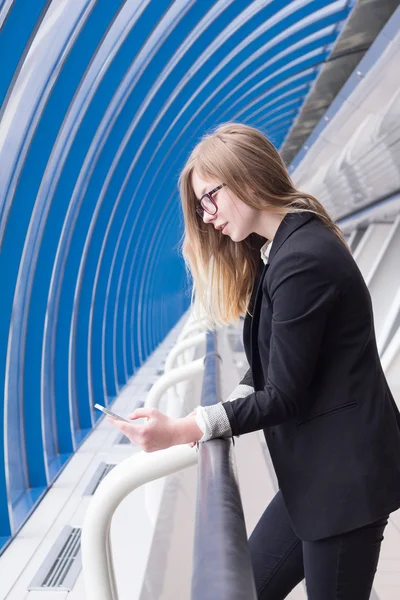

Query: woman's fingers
left=107, top=410, right=199, bottom=452
left=127, top=407, right=154, bottom=420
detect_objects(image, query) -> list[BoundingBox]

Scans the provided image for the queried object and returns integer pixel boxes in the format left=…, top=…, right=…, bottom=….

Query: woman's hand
left=106, top=407, right=203, bottom=452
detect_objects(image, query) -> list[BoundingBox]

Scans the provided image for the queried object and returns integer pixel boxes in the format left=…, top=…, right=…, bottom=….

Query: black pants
left=248, top=490, right=388, bottom=600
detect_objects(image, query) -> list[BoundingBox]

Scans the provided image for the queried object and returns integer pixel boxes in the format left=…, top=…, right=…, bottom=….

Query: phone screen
left=94, top=403, right=131, bottom=423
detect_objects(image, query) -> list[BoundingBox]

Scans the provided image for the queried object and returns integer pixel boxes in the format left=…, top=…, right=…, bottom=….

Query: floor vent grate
left=28, top=526, right=82, bottom=591
left=84, top=462, right=116, bottom=496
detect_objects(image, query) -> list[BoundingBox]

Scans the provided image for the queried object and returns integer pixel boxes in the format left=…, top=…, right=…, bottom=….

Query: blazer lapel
left=244, top=211, right=316, bottom=379
left=243, top=260, right=265, bottom=353
left=250, top=262, right=269, bottom=374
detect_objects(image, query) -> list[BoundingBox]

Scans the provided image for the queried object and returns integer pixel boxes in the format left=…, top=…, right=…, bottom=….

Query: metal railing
left=191, top=331, right=257, bottom=600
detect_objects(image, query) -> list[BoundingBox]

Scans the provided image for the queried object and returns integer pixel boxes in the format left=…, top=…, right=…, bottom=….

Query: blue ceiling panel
left=0, top=0, right=355, bottom=550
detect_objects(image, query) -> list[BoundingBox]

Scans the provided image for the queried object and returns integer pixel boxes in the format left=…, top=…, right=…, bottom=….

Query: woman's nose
left=203, top=211, right=216, bottom=225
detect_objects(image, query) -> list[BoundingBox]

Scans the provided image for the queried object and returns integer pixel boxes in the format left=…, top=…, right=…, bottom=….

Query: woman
left=108, top=122, right=400, bottom=599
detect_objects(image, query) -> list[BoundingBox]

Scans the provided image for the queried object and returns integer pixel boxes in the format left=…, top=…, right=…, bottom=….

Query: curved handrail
left=146, top=357, right=204, bottom=413
left=81, top=446, right=198, bottom=600
left=172, top=315, right=208, bottom=368
left=178, top=318, right=208, bottom=342
left=164, top=332, right=206, bottom=372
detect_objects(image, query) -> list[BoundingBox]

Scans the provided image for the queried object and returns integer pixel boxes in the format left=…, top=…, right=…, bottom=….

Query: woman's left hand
left=107, top=407, right=202, bottom=452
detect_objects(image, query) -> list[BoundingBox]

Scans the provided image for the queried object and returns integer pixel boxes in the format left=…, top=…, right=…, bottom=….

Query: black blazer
left=223, top=211, right=400, bottom=541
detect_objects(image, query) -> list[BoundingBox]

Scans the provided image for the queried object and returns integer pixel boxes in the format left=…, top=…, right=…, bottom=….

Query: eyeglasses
left=195, top=183, right=226, bottom=218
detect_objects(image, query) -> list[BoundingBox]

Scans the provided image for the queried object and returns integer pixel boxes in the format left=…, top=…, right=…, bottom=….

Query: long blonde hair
left=178, top=122, right=349, bottom=330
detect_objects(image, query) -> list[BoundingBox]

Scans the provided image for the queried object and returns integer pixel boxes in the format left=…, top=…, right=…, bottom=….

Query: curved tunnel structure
left=0, top=0, right=364, bottom=549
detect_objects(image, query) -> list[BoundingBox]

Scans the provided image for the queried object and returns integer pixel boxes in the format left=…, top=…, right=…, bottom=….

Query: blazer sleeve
left=223, top=251, right=338, bottom=436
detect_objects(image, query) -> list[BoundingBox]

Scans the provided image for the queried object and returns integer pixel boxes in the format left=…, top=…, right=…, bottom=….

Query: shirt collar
left=260, top=240, right=272, bottom=265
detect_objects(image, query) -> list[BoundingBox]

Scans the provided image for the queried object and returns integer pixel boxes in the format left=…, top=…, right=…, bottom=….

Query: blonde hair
left=178, top=122, right=350, bottom=330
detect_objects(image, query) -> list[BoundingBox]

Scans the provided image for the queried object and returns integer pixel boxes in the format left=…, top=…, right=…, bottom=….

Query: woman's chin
left=229, top=230, right=246, bottom=243
left=226, top=228, right=238, bottom=241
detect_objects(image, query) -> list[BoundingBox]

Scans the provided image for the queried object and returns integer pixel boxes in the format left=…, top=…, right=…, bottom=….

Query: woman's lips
left=221, top=223, right=228, bottom=233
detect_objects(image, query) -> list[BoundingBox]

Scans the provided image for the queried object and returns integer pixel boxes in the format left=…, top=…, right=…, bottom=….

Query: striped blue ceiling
left=0, top=0, right=354, bottom=550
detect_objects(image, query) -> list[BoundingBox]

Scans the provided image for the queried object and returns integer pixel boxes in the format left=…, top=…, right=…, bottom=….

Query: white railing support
left=175, top=316, right=208, bottom=366
left=178, top=319, right=207, bottom=342
left=164, top=333, right=206, bottom=408
left=164, top=332, right=206, bottom=372
left=146, top=357, right=204, bottom=413
left=81, top=446, right=198, bottom=600
left=144, top=356, right=204, bottom=521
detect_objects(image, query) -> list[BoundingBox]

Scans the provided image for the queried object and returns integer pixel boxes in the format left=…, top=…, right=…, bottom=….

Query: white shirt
left=260, top=239, right=272, bottom=264
left=194, top=240, right=272, bottom=442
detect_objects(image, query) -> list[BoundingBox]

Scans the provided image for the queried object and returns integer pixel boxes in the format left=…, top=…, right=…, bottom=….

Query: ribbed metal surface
left=281, top=0, right=400, bottom=164
left=291, top=6, right=400, bottom=221
left=42, top=528, right=81, bottom=588
left=28, top=526, right=82, bottom=591
left=84, top=463, right=115, bottom=496
left=92, top=464, right=116, bottom=495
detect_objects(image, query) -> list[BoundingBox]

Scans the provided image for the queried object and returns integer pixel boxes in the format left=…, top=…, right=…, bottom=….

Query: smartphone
left=94, top=403, right=131, bottom=423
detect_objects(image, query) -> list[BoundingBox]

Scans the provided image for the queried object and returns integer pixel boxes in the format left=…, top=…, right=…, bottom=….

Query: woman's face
left=191, top=170, right=259, bottom=243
